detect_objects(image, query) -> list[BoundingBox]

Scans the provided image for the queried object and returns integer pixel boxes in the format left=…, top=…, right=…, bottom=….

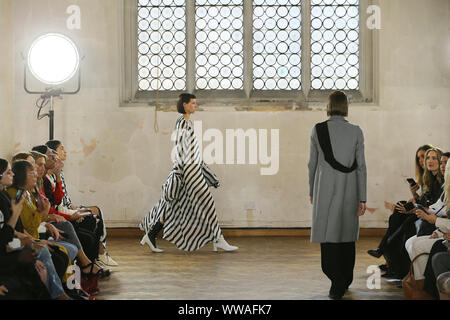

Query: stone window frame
left=120, top=0, right=377, bottom=109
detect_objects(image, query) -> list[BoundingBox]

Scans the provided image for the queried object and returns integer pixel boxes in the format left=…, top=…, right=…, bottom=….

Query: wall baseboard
left=108, top=228, right=386, bottom=238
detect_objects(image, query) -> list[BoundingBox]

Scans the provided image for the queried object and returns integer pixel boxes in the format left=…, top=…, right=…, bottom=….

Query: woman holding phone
left=140, top=93, right=238, bottom=253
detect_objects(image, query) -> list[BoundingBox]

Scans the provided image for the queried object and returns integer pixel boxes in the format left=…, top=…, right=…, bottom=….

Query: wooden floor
left=95, top=235, right=404, bottom=300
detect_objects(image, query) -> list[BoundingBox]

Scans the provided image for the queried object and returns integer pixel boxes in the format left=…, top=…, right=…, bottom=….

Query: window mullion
left=186, top=1, right=196, bottom=92
left=243, top=0, right=253, bottom=98
left=301, top=0, right=311, bottom=99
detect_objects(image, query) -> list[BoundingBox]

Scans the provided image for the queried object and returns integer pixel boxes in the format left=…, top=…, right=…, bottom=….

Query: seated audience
left=46, top=139, right=118, bottom=267
left=368, top=145, right=443, bottom=278
left=0, top=158, right=68, bottom=300
left=7, top=160, right=108, bottom=296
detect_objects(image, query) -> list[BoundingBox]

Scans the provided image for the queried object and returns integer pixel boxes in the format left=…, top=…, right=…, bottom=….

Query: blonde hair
left=415, top=144, right=434, bottom=188
left=422, top=148, right=443, bottom=194
left=444, top=160, right=450, bottom=209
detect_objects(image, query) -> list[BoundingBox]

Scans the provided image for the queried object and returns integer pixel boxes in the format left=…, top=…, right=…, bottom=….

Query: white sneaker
left=140, top=234, right=164, bottom=253
left=213, top=235, right=238, bottom=252
left=98, top=252, right=119, bottom=267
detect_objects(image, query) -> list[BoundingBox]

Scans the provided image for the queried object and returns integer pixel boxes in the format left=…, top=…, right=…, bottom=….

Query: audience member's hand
left=409, top=183, right=420, bottom=197
left=53, top=158, right=64, bottom=175
left=357, top=202, right=366, bottom=216
left=48, top=214, right=66, bottom=223
left=45, top=223, right=65, bottom=241
left=34, top=261, right=47, bottom=284
left=37, top=197, right=51, bottom=215
left=429, top=232, right=440, bottom=239
left=395, top=202, right=408, bottom=214
left=416, top=209, right=437, bottom=224
left=11, top=194, right=25, bottom=217
left=70, top=212, right=85, bottom=223
left=444, top=232, right=450, bottom=241
left=0, top=285, right=8, bottom=296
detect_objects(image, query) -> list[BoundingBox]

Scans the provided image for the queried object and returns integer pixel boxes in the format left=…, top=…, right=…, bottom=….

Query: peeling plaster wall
left=2, top=0, right=450, bottom=228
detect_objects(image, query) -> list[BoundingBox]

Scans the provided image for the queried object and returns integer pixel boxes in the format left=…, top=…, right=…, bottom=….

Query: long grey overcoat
left=308, top=115, right=367, bottom=243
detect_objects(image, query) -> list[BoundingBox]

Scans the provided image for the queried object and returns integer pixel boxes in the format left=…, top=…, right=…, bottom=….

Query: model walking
left=140, top=93, right=238, bottom=253
left=308, top=91, right=367, bottom=299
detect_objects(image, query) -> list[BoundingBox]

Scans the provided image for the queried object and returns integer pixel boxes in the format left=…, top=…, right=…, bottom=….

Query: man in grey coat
left=308, top=91, right=367, bottom=299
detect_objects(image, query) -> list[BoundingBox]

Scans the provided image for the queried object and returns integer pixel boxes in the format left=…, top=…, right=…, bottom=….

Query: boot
left=140, top=222, right=164, bottom=253
left=213, top=235, right=238, bottom=252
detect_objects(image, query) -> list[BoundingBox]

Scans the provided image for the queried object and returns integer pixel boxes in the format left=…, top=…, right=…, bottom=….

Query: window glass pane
left=310, top=0, right=359, bottom=90
left=137, top=0, right=186, bottom=91
left=253, top=0, right=302, bottom=90
left=195, top=0, right=244, bottom=90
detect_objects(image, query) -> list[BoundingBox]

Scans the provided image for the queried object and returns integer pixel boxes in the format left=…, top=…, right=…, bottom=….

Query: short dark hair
left=327, top=91, right=348, bottom=117
left=176, top=93, right=196, bottom=114
left=32, top=145, right=49, bottom=155
left=442, top=152, right=450, bottom=158
left=46, top=140, right=62, bottom=151
left=11, top=160, right=34, bottom=189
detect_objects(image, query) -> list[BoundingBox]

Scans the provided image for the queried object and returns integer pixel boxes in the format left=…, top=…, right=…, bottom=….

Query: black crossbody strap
left=315, top=121, right=357, bottom=173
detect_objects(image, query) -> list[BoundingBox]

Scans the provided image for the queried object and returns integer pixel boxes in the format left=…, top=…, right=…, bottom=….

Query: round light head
left=28, top=33, right=80, bottom=85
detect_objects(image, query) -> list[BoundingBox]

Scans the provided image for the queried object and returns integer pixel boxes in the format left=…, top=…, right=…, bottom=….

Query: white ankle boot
left=140, top=234, right=164, bottom=253
left=213, top=235, right=238, bottom=252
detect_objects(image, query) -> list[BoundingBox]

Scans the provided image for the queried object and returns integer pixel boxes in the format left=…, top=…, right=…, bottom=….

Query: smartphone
left=403, top=202, right=415, bottom=211
left=415, top=203, right=426, bottom=211
left=14, top=189, right=24, bottom=204
left=406, top=178, right=417, bottom=186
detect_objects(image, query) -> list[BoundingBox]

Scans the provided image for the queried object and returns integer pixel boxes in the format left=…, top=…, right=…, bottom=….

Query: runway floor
left=95, top=235, right=405, bottom=300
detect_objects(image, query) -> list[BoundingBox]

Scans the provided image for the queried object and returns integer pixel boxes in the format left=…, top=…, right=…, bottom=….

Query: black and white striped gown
left=140, top=115, right=222, bottom=252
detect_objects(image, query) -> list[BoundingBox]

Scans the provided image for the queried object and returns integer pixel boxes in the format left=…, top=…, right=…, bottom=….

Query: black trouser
left=320, top=242, right=355, bottom=295
left=423, top=240, right=448, bottom=299
left=71, top=216, right=100, bottom=262
left=378, top=202, right=415, bottom=252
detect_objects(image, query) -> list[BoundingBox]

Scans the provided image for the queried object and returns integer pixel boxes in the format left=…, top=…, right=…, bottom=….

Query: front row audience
left=368, top=146, right=450, bottom=299
left=0, top=140, right=118, bottom=300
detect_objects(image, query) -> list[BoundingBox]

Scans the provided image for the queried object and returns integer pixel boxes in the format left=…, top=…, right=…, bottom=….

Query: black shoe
left=329, top=285, right=345, bottom=300
left=379, top=264, right=388, bottom=272
left=367, top=248, right=383, bottom=258
left=148, top=221, right=164, bottom=248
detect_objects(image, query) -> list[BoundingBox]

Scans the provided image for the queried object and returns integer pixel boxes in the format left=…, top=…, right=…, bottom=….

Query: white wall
left=2, top=0, right=449, bottom=228
left=0, top=0, right=14, bottom=157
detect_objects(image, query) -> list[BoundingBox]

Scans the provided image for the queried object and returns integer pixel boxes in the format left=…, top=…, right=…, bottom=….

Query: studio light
left=28, top=33, right=80, bottom=85
left=24, top=33, right=82, bottom=140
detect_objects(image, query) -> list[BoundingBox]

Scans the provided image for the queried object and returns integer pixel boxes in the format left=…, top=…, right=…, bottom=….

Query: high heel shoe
left=213, top=235, right=238, bottom=252
left=140, top=234, right=164, bottom=253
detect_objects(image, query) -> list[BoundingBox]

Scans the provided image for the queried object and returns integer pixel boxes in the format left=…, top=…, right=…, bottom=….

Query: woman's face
left=440, top=156, right=448, bottom=176
left=183, top=99, right=197, bottom=115
left=425, top=151, right=440, bottom=173
left=56, top=144, right=66, bottom=161
left=0, top=164, right=14, bottom=187
left=35, top=157, right=46, bottom=178
left=417, top=149, right=426, bottom=169
left=25, top=167, right=37, bottom=190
